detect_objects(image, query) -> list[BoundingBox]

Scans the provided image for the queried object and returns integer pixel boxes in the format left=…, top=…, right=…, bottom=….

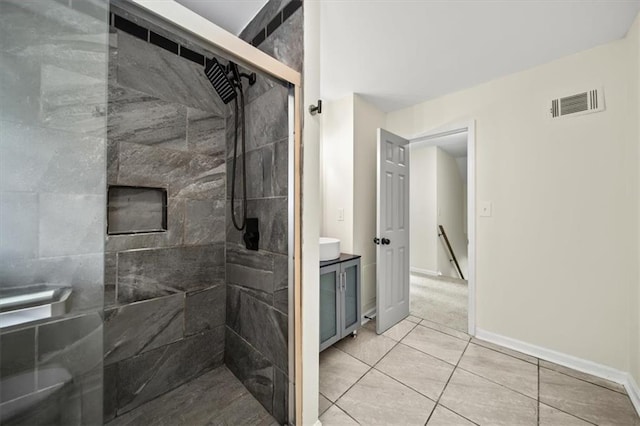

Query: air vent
left=550, top=88, right=604, bottom=118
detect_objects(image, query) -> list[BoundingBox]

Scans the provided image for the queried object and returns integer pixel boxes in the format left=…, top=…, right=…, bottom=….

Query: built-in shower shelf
left=0, top=284, right=72, bottom=329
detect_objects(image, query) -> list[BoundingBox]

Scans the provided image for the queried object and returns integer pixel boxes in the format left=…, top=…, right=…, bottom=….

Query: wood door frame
left=114, top=1, right=304, bottom=423
left=408, top=120, right=477, bottom=335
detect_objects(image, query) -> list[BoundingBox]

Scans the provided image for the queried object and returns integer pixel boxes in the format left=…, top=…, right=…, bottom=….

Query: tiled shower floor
left=107, top=366, right=278, bottom=426
left=320, top=318, right=640, bottom=425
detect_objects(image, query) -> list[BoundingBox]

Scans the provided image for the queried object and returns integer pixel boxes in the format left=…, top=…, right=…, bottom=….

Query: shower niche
left=107, top=186, right=168, bottom=235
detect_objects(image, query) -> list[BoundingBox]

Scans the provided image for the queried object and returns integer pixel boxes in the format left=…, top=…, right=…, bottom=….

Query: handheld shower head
left=204, top=58, right=237, bottom=104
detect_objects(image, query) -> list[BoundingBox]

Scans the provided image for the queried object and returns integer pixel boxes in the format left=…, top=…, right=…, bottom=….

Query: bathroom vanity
left=319, top=254, right=361, bottom=351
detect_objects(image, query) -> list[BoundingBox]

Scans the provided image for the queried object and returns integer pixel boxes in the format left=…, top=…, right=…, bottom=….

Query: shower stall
left=0, top=0, right=302, bottom=424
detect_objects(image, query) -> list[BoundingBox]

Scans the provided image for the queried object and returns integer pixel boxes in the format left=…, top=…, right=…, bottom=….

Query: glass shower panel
left=344, top=264, right=358, bottom=329
left=320, top=270, right=338, bottom=344
left=0, top=0, right=109, bottom=424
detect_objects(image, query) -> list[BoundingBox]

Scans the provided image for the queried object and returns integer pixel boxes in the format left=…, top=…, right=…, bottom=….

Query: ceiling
left=175, top=0, right=268, bottom=35
left=320, top=1, right=640, bottom=112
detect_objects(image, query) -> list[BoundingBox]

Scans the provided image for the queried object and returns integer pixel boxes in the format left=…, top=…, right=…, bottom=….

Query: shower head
left=204, top=57, right=237, bottom=104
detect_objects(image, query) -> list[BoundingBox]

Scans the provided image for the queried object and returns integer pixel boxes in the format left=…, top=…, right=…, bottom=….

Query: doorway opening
left=409, top=129, right=470, bottom=333
left=375, top=121, right=476, bottom=336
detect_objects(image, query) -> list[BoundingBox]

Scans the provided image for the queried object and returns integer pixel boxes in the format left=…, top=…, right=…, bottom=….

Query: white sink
left=319, top=237, right=341, bottom=261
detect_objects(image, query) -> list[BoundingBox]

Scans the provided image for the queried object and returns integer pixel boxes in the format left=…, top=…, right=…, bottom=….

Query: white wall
left=387, top=30, right=638, bottom=374
left=631, top=12, right=640, bottom=388
left=302, top=2, right=320, bottom=423
left=436, top=148, right=468, bottom=278
left=353, top=95, right=386, bottom=313
left=320, top=94, right=385, bottom=314
left=321, top=95, right=354, bottom=251
left=409, top=146, right=438, bottom=274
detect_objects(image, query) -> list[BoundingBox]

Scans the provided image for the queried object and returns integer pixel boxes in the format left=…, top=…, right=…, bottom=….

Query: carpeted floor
left=410, top=274, right=468, bottom=332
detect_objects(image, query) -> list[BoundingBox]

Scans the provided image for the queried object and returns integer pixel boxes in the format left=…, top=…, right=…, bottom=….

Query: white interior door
left=376, top=129, right=410, bottom=334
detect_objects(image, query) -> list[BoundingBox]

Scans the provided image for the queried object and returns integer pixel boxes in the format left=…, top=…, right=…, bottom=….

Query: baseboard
left=475, top=328, right=640, bottom=416
left=410, top=267, right=439, bottom=276
left=625, top=373, right=640, bottom=417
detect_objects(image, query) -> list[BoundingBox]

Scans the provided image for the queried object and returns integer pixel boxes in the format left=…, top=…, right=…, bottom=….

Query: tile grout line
left=424, top=338, right=481, bottom=426
left=538, top=364, right=629, bottom=396
left=537, top=360, right=540, bottom=426
left=330, top=323, right=416, bottom=423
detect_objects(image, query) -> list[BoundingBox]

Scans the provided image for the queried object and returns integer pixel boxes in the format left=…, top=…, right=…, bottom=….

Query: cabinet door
left=319, top=264, right=341, bottom=352
left=341, top=259, right=361, bottom=336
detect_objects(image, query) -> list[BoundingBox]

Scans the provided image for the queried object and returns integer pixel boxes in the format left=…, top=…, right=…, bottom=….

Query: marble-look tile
left=402, top=324, right=468, bottom=365
left=383, top=319, right=417, bottom=341
left=538, top=403, right=592, bottom=426
left=226, top=284, right=274, bottom=335
left=539, top=359, right=625, bottom=393
left=319, top=393, right=332, bottom=416
left=420, top=319, right=471, bottom=341
left=470, top=337, right=538, bottom=365
left=319, top=405, right=358, bottom=426
left=107, top=366, right=275, bottom=426
left=0, top=327, right=36, bottom=402
left=40, top=63, right=107, bottom=136
left=245, top=85, right=288, bottom=152
left=117, top=244, right=225, bottom=303
left=457, top=343, right=538, bottom=398
left=224, top=327, right=274, bottom=413
left=117, top=142, right=225, bottom=201
left=272, top=368, right=288, bottom=424
left=185, top=285, right=226, bottom=336
left=0, top=120, right=105, bottom=195
left=108, top=83, right=187, bottom=151
left=539, top=367, right=639, bottom=425
left=0, top=191, right=38, bottom=260
left=440, top=369, right=537, bottom=425
left=0, top=52, right=41, bottom=125
left=106, top=198, right=185, bottom=253
left=226, top=244, right=278, bottom=294
left=427, top=405, right=476, bottom=426
left=0, top=253, right=104, bottom=314
left=337, top=369, right=435, bottom=425
left=187, top=108, right=225, bottom=156
left=258, top=8, right=303, bottom=72
left=104, top=252, right=117, bottom=308
left=406, top=315, right=422, bottom=323
left=334, top=325, right=396, bottom=366
left=273, top=288, right=288, bottom=313
left=0, top=2, right=109, bottom=78
left=103, top=363, right=118, bottom=422
left=117, top=327, right=225, bottom=415
left=226, top=198, right=288, bottom=255
left=39, top=193, right=104, bottom=258
left=104, top=294, right=184, bottom=365
left=239, top=291, right=288, bottom=371
left=116, top=31, right=224, bottom=115
left=184, top=199, right=226, bottom=245
left=37, top=313, right=104, bottom=387
left=319, top=347, right=369, bottom=402
left=375, top=343, right=454, bottom=400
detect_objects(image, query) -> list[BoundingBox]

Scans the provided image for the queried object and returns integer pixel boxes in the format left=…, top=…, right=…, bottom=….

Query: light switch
left=337, top=208, right=344, bottom=221
left=480, top=201, right=492, bottom=217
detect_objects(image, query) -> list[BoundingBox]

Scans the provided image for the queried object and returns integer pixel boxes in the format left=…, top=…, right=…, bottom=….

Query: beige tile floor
left=319, top=319, right=640, bottom=426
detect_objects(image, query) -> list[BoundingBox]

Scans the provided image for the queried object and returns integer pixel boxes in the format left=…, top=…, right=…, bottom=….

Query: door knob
left=373, top=237, right=380, bottom=245
left=381, top=238, right=391, bottom=245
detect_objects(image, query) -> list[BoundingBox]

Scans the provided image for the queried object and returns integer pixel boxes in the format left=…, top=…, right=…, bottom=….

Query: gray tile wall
left=104, top=26, right=228, bottom=421
left=0, top=1, right=108, bottom=424
left=224, top=3, right=302, bottom=423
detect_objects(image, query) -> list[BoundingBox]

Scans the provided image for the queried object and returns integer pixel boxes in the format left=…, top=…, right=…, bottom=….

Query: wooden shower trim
left=127, top=1, right=304, bottom=424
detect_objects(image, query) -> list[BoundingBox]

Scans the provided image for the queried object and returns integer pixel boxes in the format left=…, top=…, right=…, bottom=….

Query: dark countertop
left=320, top=253, right=361, bottom=268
